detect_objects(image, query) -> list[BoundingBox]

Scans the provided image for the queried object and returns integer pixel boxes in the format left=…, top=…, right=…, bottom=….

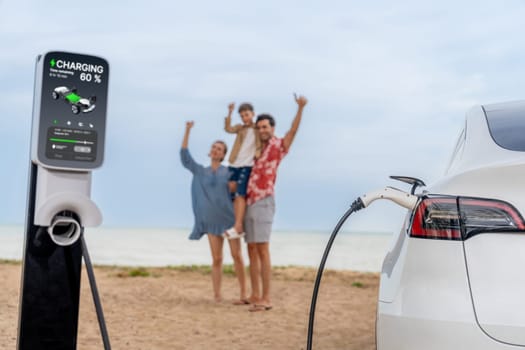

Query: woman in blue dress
left=180, top=121, right=248, bottom=304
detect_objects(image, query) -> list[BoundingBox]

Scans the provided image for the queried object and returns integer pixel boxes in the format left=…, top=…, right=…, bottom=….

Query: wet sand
left=0, top=261, right=379, bottom=349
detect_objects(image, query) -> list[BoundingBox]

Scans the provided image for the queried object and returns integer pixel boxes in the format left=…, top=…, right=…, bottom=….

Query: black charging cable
left=81, top=232, right=112, bottom=350
left=306, top=198, right=365, bottom=350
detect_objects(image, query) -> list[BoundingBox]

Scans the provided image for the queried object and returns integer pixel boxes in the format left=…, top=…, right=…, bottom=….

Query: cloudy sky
left=1, top=0, right=525, bottom=233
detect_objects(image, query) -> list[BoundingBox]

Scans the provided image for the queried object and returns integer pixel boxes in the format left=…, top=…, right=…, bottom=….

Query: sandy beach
left=0, top=261, right=379, bottom=349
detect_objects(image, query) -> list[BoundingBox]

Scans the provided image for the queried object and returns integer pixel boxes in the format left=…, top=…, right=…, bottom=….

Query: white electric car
left=377, top=100, right=525, bottom=349
left=52, top=86, right=96, bottom=114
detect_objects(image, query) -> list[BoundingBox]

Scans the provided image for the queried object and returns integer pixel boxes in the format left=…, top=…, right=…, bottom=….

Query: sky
left=1, top=0, right=525, bottom=233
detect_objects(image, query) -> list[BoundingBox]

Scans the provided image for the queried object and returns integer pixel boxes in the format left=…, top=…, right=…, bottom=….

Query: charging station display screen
left=35, top=51, right=109, bottom=169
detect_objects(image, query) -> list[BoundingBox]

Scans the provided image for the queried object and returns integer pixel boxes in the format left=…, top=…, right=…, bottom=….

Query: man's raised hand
left=294, top=93, right=308, bottom=108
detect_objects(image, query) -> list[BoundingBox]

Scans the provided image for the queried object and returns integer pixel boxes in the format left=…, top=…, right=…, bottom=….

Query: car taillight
left=410, top=197, right=525, bottom=240
left=411, top=198, right=461, bottom=240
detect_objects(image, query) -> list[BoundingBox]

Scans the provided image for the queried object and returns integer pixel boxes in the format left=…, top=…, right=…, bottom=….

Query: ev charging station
left=18, top=51, right=110, bottom=349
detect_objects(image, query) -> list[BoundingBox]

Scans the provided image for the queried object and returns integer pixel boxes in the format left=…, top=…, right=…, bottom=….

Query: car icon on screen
left=52, top=86, right=96, bottom=114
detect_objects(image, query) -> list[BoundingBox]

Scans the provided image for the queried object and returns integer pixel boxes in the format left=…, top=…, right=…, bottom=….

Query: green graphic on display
left=50, top=59, right=56, bottom=67
left=65, top=93, right=81, bottom=104
left=49, top=138, right=78, bottom=143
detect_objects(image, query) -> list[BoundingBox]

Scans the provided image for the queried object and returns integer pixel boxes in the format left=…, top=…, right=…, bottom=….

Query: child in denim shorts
left=223, top=102, right=261, bottom=239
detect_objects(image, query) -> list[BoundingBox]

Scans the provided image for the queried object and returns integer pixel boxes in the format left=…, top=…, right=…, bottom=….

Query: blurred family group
left=180, top=94, right=307, bottom=312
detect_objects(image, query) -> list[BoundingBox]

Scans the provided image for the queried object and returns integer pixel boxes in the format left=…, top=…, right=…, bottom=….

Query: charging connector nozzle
left=360, top=186, right=418, bottom=210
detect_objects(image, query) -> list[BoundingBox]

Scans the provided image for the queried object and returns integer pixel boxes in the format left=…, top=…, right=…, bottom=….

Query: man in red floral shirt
left=244, top=94, right=308, bottom=311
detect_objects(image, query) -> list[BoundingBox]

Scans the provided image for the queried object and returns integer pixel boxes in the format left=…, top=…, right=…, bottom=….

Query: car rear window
left=484, top=103, right=525, bottom=152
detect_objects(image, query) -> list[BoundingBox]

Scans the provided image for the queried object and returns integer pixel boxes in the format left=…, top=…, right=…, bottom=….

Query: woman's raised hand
left=182, top=121, right=194, bottom=148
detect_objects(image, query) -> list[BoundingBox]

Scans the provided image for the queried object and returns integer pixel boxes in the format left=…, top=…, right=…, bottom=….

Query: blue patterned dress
left=180, top=148, right=234, bottom=240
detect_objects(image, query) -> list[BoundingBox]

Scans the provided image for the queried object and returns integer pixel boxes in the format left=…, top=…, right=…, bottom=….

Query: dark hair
left=213, top=140, right=228, bottom=161
left=256, top=114, right=275, bottom=127
left=238, top=103, right=254, bottom=113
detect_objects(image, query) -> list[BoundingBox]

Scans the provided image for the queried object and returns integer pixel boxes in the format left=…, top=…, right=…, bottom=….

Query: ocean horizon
left=0, top=226, right=392, bottom=272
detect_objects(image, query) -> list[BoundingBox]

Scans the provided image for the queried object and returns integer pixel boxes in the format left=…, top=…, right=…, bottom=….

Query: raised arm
left=182, top=121, right=194, bottom=149
left=283, top=94, right=308, bottom=152
left=180, top=121, right=203, bottom=174
left=224, top=102, right=241, bottom=134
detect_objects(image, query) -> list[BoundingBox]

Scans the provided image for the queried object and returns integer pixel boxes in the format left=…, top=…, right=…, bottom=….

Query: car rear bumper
left=377, top=302, right=523, bottom=350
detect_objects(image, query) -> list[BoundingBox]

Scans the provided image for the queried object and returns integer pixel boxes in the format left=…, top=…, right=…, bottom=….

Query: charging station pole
left=17, top=51, right=109, bottom=349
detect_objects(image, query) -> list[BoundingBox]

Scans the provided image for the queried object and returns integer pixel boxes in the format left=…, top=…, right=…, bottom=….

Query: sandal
left=223, top=227, right=245, bottom=240
left=249, top=304, right=273, bottom=312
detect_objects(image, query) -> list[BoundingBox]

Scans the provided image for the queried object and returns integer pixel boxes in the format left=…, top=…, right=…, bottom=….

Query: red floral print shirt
left=246, top=136, right=288, bottom=205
